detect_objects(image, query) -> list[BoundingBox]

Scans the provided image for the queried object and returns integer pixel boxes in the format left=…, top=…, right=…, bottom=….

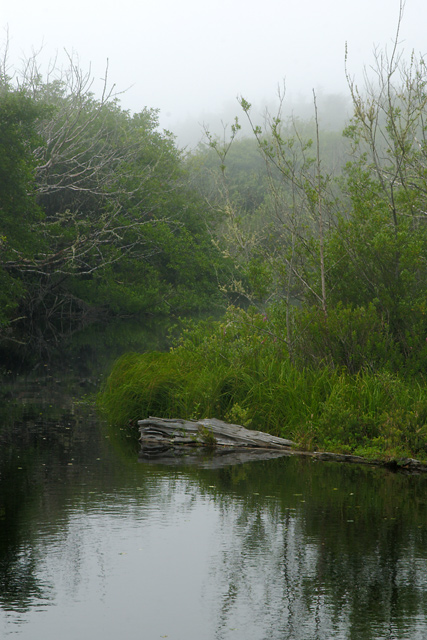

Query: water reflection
left=207, top=461, right=427, bottom=639
left=203, top=466, right=427, bottom=640
left=1, top=378, right=427, bottom=639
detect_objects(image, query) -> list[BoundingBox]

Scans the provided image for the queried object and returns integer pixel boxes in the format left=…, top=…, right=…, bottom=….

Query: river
left=1, top=362, right=427, bottom=640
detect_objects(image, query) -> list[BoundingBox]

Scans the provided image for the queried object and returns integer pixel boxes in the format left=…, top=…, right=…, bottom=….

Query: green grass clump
left=98, top=307, right=427, bottom=462
left=302, top=370, right=427, bottom=458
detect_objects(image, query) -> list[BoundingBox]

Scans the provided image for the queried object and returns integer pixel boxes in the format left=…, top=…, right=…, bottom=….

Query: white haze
left=2, top=0, right=426, bottom=147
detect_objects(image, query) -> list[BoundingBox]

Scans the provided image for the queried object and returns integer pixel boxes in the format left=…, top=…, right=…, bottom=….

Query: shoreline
left=289, top=448, right=427, bottom=474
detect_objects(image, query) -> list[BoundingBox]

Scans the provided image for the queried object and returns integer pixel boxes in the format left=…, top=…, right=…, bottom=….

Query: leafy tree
left=321, top=15, right=427, bottom=369
left=0, top=56, right=231, bottom=362
left=190, top=3, right=427, bottom=374
left=0, top=84, right=46, bottom=332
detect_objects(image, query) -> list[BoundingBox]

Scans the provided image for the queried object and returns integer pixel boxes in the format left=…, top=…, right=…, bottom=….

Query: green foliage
left=323, top=179, right=427, bottom=372
left=99, top=306, right=427, bottom=461
left=0, top=65, right=233, bottom=361
left=308, top=371, right=427, bottom=458
left=188, top=136, right=268, bottom=215
left=99, top=40, right=427, bottom=465
left=0, top=88, right=45, bottom=240
left=292, top=303, right=401, bottom=373
left=6, top=42, right=427, bottom=462
left=0, top=87, right=47, bottom=329
left=197, top=424, right=217, bottom=446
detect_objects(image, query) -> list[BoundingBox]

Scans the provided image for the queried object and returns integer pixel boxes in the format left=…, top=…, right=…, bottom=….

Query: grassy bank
left=98, top=308, right=427, bottom=463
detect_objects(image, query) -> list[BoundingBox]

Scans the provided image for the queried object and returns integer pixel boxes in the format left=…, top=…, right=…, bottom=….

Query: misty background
left=2, top=0, right=426, bottom=146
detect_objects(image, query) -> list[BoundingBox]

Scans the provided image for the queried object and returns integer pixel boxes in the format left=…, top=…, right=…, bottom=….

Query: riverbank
left=98, top=321, right=427, bottom=467
left=288, top=449, right=427, bottom=474
left=136, top=416, right=427, bottom=474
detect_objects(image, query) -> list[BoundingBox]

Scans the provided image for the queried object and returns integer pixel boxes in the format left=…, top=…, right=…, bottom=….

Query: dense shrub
left=99, top=307, right=427, bottom=461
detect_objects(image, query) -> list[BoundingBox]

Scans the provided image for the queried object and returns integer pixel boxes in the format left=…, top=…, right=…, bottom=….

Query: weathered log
left=138, top=417, right=295, bottom=450
left=137, top=417, right=427, bottom=473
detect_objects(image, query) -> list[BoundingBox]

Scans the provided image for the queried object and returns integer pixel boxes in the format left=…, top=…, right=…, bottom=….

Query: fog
left=2, top=0, right=426, bottom=147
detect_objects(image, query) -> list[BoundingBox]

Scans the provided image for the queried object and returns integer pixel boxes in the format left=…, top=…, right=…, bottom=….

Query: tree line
left=4, top=20, right=427, bottom=385
left=0, top=55, right=233, bottom=366
left=188, top=34, right=427, bottom=377
left=100, top=29, right=427, bottom=461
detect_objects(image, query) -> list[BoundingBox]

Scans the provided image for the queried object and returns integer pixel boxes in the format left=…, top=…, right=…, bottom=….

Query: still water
left=1, top=374, right=427, bottom=640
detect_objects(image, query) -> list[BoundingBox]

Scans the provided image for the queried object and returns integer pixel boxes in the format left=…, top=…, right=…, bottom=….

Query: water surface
left=1, top=375, right=427, bottom=639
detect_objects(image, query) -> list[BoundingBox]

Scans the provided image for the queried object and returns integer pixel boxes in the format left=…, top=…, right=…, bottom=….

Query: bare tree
left=237, top=88, right=338, bottom=356
left=344, top=0, right=427, bottom=227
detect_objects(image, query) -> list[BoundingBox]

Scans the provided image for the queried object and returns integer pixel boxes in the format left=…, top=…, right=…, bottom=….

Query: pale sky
left=2, top=0, right=426, bottom=142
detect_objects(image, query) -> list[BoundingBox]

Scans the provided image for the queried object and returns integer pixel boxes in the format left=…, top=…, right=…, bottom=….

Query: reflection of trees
left=201, top=459, right=427, bottom=640
left=0, top=544, right=53, bottom=614
left=0, top=378, right=203, bottom=620
left=2, top=391, right=427, bottom=640
left=0, top=416, right=49, bottom=616
left=0, top=374, right=112, bottom=616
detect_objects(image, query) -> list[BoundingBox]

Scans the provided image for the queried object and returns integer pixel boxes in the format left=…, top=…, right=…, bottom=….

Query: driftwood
left=137, top=417, right=427, bottom=474
left=138, top=417, right=295, bottom=450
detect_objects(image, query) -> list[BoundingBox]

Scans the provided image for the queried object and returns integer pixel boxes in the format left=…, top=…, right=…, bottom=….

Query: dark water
left=1, top=374, right=427, bottom=640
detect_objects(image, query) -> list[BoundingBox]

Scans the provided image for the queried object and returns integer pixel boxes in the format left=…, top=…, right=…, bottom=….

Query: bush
left=292, top=303, right=401, bottom=373
left=99, top=307, right=427, bottom=461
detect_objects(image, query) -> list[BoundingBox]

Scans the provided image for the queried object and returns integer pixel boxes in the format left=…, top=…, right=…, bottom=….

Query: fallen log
left=138, top=416, right=295, bottom=450
left=137, top=417, right=427, bottom=474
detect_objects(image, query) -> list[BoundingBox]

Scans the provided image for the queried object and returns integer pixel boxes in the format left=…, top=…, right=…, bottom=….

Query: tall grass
left=98, top=308, right=427, bottom=461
